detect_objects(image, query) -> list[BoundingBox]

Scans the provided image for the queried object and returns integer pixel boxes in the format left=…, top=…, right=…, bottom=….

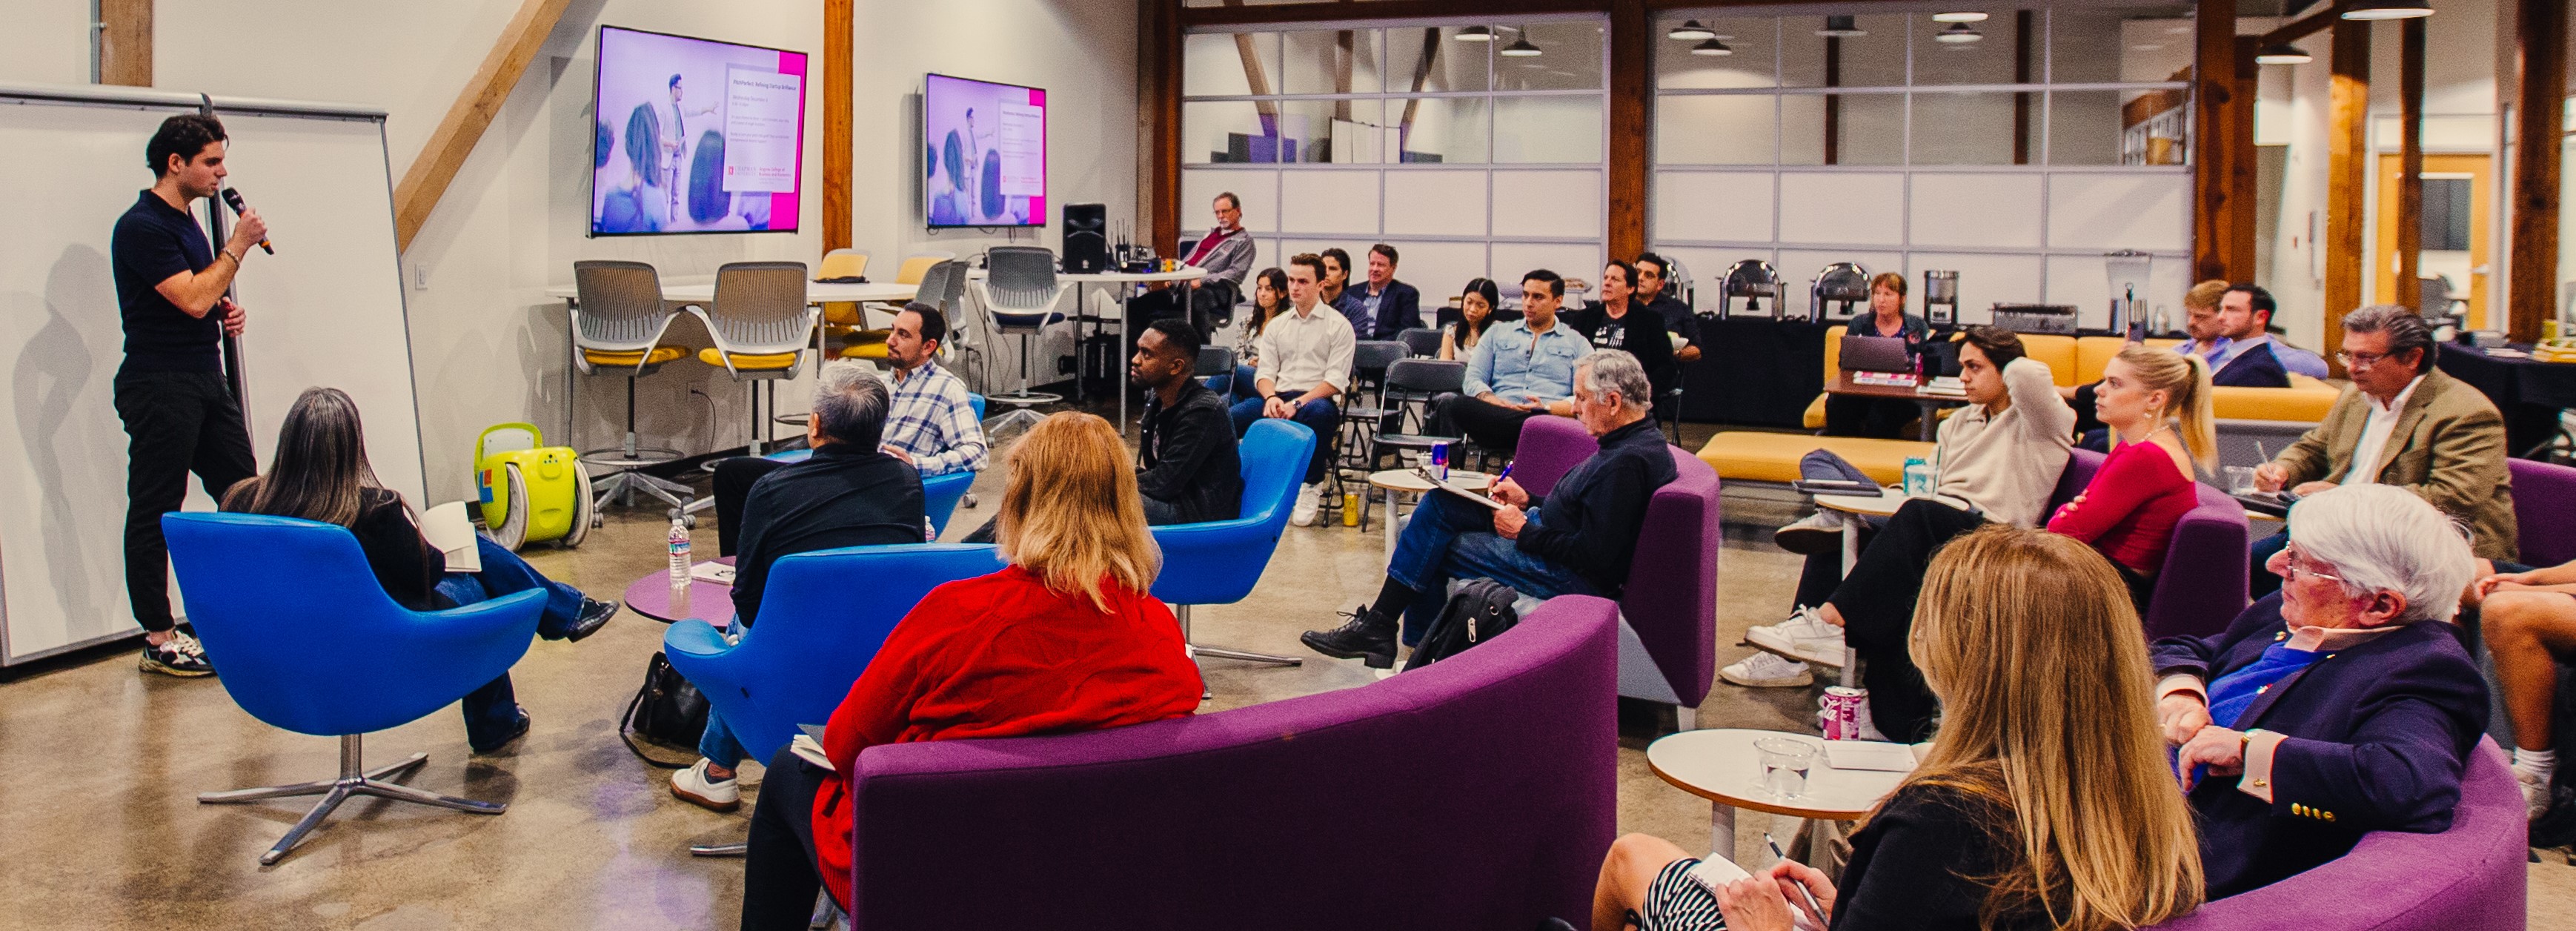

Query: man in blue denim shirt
left=1435, top=269, right=1593, bottom=454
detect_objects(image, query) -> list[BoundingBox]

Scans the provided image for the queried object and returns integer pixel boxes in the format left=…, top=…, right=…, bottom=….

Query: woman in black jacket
left=222, top=388, right=617, bottom=752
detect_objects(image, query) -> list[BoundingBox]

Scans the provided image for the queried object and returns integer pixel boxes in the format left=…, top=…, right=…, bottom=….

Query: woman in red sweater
left=739, top=412, right=1204, bottom=929
left=2044, top=342, right=2217, bottom=609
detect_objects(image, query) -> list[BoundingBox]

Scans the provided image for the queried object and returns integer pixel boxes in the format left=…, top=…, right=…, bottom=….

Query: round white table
left=1646, top=728, right=1908, bottom=861
left=1364, top=468, right=1493, bottom=564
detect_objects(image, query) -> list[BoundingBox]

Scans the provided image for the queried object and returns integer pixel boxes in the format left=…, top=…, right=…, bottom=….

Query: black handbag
left=620, top=651, right=709, bottom=768
left=1403, top=579, right=1521, bottom=672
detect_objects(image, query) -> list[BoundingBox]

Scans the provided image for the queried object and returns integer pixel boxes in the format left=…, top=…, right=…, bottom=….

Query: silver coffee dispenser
left=2103, top=250, right=2154, bottom=339
left=1922, top=270, right=1959, bottom=326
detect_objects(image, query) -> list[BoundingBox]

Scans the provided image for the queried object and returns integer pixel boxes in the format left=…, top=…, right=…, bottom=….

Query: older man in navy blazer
left=1340, top=243, right=1421, bottom=340
left=2150, top=483, right=2488, bottom=899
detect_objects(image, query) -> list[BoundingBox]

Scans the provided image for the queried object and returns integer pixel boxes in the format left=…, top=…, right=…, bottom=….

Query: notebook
left=791, top=723, right=831, bottom=771
left=420, top=502, right=482, bottom=573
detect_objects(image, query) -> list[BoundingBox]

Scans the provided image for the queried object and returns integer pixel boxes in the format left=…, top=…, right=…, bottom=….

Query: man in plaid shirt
left=879, top=304, right=987, bottom=475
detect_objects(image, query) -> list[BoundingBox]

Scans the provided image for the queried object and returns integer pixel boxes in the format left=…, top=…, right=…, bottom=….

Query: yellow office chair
left=688, top=262, right=816, bottom=456
left=568, top=260, right=697, bottom=517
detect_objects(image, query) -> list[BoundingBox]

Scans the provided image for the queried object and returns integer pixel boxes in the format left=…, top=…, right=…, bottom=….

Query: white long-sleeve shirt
left=1930, top=357, right=2077, bottom=528
left=1252, top=301, right=1355, bottom=397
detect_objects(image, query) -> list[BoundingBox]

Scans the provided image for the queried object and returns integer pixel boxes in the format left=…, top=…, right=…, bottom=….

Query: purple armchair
left=2509, top=458, right=2576, bottom=569
left=2046, top=448, right=2250, bottom=641
left=1516, top=416, right=1722, bottom=727
left=2145, top=738, right=2527, bottom=931
left=840, top=595, right=1621, bottom=930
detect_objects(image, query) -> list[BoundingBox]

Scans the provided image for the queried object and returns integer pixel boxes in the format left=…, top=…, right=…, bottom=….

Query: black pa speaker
left=1062, top=203, right=1108, bottom=274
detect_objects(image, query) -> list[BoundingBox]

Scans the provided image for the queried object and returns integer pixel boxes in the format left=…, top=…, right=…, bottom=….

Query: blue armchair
left=162, top=511, right=545, bottom=865
left=750, top=394, right=986, bottom=535
left=1149, top=419, right=1316, bottom=675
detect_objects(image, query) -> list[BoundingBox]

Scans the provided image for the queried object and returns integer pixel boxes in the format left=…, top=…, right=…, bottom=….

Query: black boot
left=1301, top=607, right=1397, bottom=669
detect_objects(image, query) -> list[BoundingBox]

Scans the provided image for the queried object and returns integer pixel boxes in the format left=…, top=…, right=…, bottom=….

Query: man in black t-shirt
left=1633, top=252, right=1702, bottom=365
left=111, top=113, right=270, bottom=677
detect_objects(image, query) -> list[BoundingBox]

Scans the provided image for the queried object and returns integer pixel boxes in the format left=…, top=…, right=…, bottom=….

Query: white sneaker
left=670, top=758, right=740, bottom=812
left=1720, top=652, right=1814, bottom=688
left=1772, top=511, right=1845, bottom=556
left=2520, top=768, right=2553, bottom=821
left=1746, top=606, right=1847, bottom=667
left=1290, top=482, right=1324, bottom=526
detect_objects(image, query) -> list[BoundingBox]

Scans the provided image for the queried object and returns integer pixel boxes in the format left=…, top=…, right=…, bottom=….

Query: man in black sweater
left=1301, top=349, right=1677, bottom=668
left=729, top=362, right=927, bottom=626
left=1563, top=259, right=1679, bottom=400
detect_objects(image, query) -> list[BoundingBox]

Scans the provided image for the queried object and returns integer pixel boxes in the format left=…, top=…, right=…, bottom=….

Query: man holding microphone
left=111, top=113, right=267, bottom=677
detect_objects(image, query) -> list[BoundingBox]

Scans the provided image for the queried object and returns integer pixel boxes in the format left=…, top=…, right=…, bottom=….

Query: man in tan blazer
left=2250, top=305, right=2515, bottom=595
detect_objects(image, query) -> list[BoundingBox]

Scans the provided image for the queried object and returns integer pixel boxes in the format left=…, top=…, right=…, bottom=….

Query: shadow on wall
left=22, top=247, right=112, bottom=628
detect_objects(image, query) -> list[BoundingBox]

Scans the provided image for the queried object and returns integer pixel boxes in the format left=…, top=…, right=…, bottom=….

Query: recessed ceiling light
left=1691, top=38, right=1734, bottom=56
left=1935, top=22, right=1985, bottom=44
left=2254, top=42, right=2314, bottom=64
left=1668, top=20, right=1716, bottom=41
left=1816, top=16, right=1866, bottom=38
left=1931, top=12, right=1989, bottom=23
left=1455, top=26, right=1495, bottom=42
left=2343, top=0, right=2434, bottom=20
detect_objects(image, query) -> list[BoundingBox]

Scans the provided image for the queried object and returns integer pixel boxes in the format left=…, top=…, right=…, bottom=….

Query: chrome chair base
left=980, top=406, right=1050, bottom=443
left=690, top=841, right=749, bottom=858
left=199, top=734, right=504, bottom=866
left=1177, top=605, right=1304, bottom=669
left=985, top=390, right=1062, bottom=407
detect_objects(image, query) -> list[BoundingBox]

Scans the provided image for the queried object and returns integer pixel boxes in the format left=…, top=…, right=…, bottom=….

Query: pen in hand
left=1764, top=832, right=1827, bottom=924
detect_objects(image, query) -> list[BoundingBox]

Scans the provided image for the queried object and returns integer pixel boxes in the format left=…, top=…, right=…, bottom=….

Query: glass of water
left=2223, top=466, right=2258, bottom=496
left=1754, top=736, right=1819, bottom=800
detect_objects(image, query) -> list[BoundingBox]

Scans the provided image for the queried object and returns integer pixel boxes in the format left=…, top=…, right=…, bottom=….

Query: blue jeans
left=1232, top=394, right=1339, bottom=485
left=1206, top=365, right=1261, bottom=405
left=700, top=712, right=746, bottom=769
left=1386, top=491, right=1596, bottom=644
left=431, top=537, right=588, bottom=749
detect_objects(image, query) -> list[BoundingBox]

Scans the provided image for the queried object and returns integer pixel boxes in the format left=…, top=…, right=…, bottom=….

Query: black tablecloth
left=2437, top=344, right=2576, bottom=457
left=1680, top=317, right=1833, bottom=428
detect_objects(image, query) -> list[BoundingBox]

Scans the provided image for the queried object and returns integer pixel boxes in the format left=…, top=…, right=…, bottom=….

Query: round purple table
left=623, top=557, right=736, bottom=628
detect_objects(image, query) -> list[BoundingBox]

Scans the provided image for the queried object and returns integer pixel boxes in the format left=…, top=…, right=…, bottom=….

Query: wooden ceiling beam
left=391, top=0, right=572, bottom=252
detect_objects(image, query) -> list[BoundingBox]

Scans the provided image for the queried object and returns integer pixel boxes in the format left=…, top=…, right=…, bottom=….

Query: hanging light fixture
left=1691, top=38, right=1734, bottom=56
left=1931, top=12, right=1990, bottom=23
left=2253, top=42, right=2314, bottom=64
left=1668, top=19, right=1717, bottom=41
left=1501, top=29, right=1544, bottom=57
left=2341, top=0, right=2434, bottom=20
left=1934, top=22, right=1985, bottom=44
left=1816, top=16, right=1867, bottom=38
left=1454, top=25, right=1496, bottom=42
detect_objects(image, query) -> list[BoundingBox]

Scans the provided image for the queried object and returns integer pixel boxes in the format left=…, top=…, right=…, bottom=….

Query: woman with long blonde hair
left=1595, top=525, right=2202, bottom=931
left=2044, top=342, right=2217, bottom=607
left=738, top=411, right=1201, bottom=930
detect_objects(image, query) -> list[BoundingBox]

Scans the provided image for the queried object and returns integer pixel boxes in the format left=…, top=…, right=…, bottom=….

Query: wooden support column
left=2323, top=19, right=2370, bottom=370
left=2393, top=17, right=2424, bottom=312
left=822, top=0, right=851, bottom=253
left=2508, top=0, right=2567, bottom=341
left=2228, top=37, right=2260, bottom=282
left=2190, top=0, right=2241, bottom=282
left=391, top=0, right=573, bottom=252
left=1607, top=0, right=1647, bottom=260
left=97, top=0, right=151, bottom=86
left=1146, top=0, right=1182, bottom=256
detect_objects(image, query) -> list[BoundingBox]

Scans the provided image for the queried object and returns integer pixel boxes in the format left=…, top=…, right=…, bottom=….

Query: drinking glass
left=2224, top=466, right=2258, bottom=496
left=1754, top=736, right=1819, bottom=800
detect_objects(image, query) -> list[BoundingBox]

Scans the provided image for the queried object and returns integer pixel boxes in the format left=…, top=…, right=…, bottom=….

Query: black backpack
left=1404, top=580, right=1521, bottom=671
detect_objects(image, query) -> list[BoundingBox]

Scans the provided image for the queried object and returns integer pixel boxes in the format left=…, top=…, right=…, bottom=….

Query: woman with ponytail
left=2044, top=343, right=2217, bottom=609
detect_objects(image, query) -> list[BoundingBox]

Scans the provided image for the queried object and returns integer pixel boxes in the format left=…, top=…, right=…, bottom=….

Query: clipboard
left=1419, top=467, right=1505, bottom=510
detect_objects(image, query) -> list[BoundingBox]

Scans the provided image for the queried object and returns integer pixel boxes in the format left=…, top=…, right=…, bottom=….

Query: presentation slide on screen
left=592, top=27, right=806, bottom=236
left=924, top=73, right=1046, bottom=228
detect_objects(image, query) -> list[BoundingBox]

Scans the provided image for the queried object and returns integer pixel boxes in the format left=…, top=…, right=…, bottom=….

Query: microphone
left=219, top=188, right=273, bottom=254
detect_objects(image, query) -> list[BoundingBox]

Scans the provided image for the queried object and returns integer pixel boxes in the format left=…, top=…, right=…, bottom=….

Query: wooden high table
left=1822, top=373, right=1964, bottom=441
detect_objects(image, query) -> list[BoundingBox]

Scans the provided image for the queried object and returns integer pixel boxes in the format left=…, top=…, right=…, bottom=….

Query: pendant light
left=1668, top=20, right=1717, bottom=41
left=1501, top=27, right=1542, bottom=57
left=1933, top=22, right=1984, bottom=44
left=2253, top=42, right=2314, bottom=64
left=1455, top=25, right=1495, bottom=42
left=2341, top=0, right=2434, bottom=21
left=1816, top=16, right=1867, bottom=38
left=1691, top=38, right=1734, bottom=56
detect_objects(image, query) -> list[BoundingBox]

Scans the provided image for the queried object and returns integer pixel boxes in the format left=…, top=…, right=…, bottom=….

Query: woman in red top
left=740, top=412, right=1204, bottom=929
left=2045, top=342, right=2217, bottom=609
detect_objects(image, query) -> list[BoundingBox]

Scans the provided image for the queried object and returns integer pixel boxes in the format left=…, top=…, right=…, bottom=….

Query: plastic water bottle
left=667, top=517, right=691, bottom=589
left=1902, top=457, right=1932, bottom=498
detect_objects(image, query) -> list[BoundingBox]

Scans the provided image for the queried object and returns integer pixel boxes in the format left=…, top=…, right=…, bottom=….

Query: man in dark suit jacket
left=2151, top=483, right=2487, bottom=898
left=1340, top=243, right=1422, bottom=340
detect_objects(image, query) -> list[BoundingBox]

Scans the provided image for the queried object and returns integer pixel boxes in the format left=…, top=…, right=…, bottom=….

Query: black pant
left=713, top=457, right=791, bottom=557
left=743, top=747, right=832, bottom=930
left=1822, top=393, right=1918, bottom=440
left=1437, top=394, right=1543, bottom=454
left=116, top=370, right=258, bottom=632
left=1825, top=498, right=1988, bottom=743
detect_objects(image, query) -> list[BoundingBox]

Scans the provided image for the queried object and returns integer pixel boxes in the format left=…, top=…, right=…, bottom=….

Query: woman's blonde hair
left=2110, top=342, right=2217, bottom=474
left=994, top=412, right=1160, bottom=610
left=1905, top=525, right=2204, bottom=931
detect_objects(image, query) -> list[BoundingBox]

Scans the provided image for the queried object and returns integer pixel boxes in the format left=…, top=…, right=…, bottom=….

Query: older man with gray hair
left=2248, top=305, right=2514, bottom=597
left=2151, top=483, right=2489, bottom=898
left=1302, top=350, right=1676, bottom=668
left=673, top=361, right=929, bottom=813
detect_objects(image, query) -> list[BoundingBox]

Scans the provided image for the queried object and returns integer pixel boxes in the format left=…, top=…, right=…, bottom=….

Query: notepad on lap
left=1418, top=468, right=1505, bottom=510
left=421, top=502, right=482, bottom=573
left=1823, top=740, right=1919, bottom=772
left=791, top=723, right=832, bottom=771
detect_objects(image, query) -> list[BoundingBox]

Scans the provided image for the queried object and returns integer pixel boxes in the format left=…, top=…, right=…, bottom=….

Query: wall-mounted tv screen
left=923, top=73, right=1047, bottom=228
left=590, top=26, right=807, bottom=236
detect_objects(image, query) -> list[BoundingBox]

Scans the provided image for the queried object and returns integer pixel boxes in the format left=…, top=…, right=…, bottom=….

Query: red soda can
left=1821, top=686, right=1867, bottom=741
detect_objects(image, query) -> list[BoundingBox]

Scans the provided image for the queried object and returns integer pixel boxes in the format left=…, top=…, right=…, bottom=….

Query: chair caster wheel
left=591, top=514, right=605, bottom=529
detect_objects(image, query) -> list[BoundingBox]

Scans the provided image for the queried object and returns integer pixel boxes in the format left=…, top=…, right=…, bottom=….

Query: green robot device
left=474, top=423, right=594, bottom=551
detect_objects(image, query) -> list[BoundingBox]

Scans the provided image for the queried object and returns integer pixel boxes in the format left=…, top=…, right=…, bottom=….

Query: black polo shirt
left=111, top=190, right=222, bottom=374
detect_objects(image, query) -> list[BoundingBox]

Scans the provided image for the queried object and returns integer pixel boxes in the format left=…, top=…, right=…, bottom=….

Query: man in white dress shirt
left=1231, top=253, right=1355, bottom=526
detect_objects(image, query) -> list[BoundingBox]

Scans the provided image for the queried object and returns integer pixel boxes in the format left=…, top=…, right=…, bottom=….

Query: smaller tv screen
left=923, top=73, right=1047, bottom=228
left=590, top=26, right=808, bottom=236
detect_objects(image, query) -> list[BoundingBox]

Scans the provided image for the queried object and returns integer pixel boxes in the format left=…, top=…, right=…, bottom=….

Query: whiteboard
left=0, top=85, right=424, bottom=663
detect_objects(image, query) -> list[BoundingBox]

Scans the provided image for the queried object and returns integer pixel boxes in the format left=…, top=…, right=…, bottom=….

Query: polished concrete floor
left=4, top=419, right=2571, bottom=928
